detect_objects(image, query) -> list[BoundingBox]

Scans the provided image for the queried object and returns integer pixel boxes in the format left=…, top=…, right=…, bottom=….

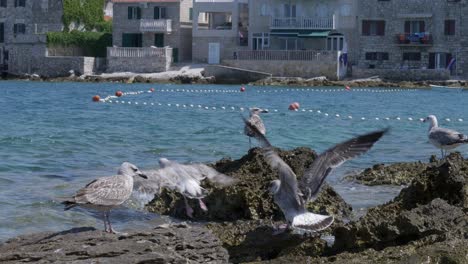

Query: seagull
left=133, top=158, right=237, bottom=218
left=424, top=115, right=468, bottom=158
left=244, top=117, right=387, bottom=233
left=61, top=162, right=147, bottom=233
left=244, top=107, right=268, bottom=148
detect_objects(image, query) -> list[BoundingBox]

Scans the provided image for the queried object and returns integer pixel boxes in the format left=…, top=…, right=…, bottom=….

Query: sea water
left=0, top=81, right=466, bottom=241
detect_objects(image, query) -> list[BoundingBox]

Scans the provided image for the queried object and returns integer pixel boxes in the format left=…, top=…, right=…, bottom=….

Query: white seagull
left=244, top=117, right=387, bottom=233
left=61, top=162, right=147, bottom=233
left=244, top=107, right=268, bottom=148
left=424, top=115, right=468, bottom=158
left=133, top=158, right=237, bottom=218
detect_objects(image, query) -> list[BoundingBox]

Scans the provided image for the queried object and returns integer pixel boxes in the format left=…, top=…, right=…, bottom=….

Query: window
left=404, top=21, right=425, bottom=34
left=189, top=8, right=193, bottom=21
left=429, top=53, right=453, bottom=69
left=327, top=36, right=344, bottom=51
left=280, top=38, right=302, bottom=50
left=252, top=33, right=269, bottom=50
left=402, top=52, right=421, bottom=61
left=13, top=23, right=26, bottom=35
left=128, top=6, right=141, bottom=20
left=444, top=20, right=455, bottom=35
left=362, top=20, right=385, bottom=36
left=14, top=0, right=25, bottom=7
left=0, top=23, right=3, bottom=43
left=365, top=52, right=389, bottom=61
left=122, top=33, right=142, bottom=47
left=283, top=4, right=296, bottom=17
left=0, top=0, right=7, bottom=7
left=154, top=33, right=164, bottom=47
left=154, top=6, right=166, bottom=19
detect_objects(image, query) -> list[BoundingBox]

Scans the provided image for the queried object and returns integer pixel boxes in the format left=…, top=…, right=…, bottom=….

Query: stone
left=0, top=224, right=229, bottom=264
left=146, top=147, right=352, bottom=223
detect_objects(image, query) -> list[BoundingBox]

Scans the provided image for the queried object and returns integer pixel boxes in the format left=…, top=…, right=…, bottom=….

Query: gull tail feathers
left=292, top=212, right=334, bottom=232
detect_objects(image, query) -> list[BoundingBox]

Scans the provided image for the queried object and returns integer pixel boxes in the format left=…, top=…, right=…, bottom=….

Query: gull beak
left=138, top=172, right=148, bottom=179
left=423, top=118, right=427, bottom=123
left=261, top=109, right=269, bottom=113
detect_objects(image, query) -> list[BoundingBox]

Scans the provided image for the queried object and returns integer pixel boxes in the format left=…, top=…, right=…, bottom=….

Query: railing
left=34, top=23, right=63, bottom=34
left=140, top=19, right=172, bottom=32
left=107, top=47, right=168, bottom=58
left=270, top=16, right=334, bottom=30
left=396, top=33, right=433, bottom=45
left=235, top=50, right=335, bottom=61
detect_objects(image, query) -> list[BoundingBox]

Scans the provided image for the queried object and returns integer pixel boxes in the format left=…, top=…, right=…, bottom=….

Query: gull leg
left=106, top=211, right=118, bottom=234
left=102, top=212, right=108, bottom=232
left=198, top=198, right=208, bottom=211
left=184, top=196, right=194, bottom=218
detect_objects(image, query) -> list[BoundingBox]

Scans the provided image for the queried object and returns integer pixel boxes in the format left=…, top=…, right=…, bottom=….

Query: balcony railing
left=107, top=47, right=170, bottom=58
left=140, top=19, right=172, bottom=33
left=235, top=50, right=335, bottom=61
left=270, top=16, right=334, bottom=30
left=396, top=33, right=433, bottom=46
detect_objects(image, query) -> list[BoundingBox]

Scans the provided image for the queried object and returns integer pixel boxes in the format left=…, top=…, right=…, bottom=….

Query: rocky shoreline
left=1, top=150, right=466, bottom=263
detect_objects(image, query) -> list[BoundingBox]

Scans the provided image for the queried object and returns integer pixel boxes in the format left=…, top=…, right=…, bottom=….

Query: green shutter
left=137, top=7, right=141, bottom=19
left=155, top=33, right=164, bottom=47
left=161, top=7, right=166, bottom=19
left=0, top=23, right=4, bottom=43
left=189, top=8, right=193, bottom=21
left=128, top=7, right=132, bottom=19
left=154, top=7, right=160, bottom=19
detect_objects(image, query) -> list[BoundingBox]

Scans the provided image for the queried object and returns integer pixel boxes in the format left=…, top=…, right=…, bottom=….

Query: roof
left=270, top=30, right=330, bottom=38
left=112, top=0, right=179, bottom=3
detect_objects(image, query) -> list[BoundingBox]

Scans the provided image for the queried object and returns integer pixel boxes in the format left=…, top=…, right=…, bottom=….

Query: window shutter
left=189, top=8, right=193, bottom=21
left=444, top=20, right=449, bottom=35
left=446, top=53, right=452, bottom=67
left=13, top=24, right=17, bottom=34
left=137, top=7, right=141, bottom=19
left=428, top=53, right=435, bottom=69
left=154, top=7, right=160, bottom=19
left=404, top=21, right=410, bottom=34
left=128, top=7, right=132, bottom=19
left=362, top=20, right=370, bottom=35
left=420, top=21, right=425, bottom=32
left=450, top=21, right=455, bottom=35
left=161, top=7, right=166, bottom=19
left=377, top=21, right=385, bottom=35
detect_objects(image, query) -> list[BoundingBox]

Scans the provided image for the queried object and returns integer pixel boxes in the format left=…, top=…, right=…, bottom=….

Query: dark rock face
left=146, top=147, right=352, bottom=223
left=0, top=224, right=228, bottom=264
left=344, top=161, right=428, bottom=186
left=332, top=153, right=468, bottom=253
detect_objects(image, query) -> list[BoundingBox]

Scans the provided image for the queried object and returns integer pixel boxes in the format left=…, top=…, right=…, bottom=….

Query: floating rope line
left=140, top=88, right=418, bottom=94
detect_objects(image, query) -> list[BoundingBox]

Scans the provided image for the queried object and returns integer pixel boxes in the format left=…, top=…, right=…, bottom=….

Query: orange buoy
left=92, top=95, right=100, bottom=102
left=288, top=102, right=300, bottom=111
left=115, top=91, right=123, bottom=97
left=150, top=88, right=155, bottom=92
left=240, top=86, right=246, bottom=92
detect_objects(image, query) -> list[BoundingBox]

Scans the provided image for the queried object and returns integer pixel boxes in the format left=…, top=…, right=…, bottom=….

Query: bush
left=47, top=31, right=112, bottom=57
left=62, top=0, right=110, bottom=32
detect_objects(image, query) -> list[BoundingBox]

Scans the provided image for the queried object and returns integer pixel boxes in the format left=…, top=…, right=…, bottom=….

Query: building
left=355, top=0, right=468, bottom=80
left=0, top=0, right=63, bottom=75
left=192, top=0, right=357, bottom=79
left=108, top=0, right=193, bottom=72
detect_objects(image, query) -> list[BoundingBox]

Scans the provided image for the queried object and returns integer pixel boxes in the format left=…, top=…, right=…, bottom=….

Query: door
left=208, top=42, right=220, bottom=64
left=122, top=33, right=142, bottom=47
left=154, top=33, right=164, bottom=47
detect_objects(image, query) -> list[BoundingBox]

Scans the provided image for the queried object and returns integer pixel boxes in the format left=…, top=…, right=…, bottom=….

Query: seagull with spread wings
left=133, top=158, right=237, bottom=218
left=244, top=117, right=388, bottom=233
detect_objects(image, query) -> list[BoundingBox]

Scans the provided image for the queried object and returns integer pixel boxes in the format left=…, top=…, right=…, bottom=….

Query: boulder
left=0, top=223, right=228, bottom=264
left=146, top=147, right=352, bottom=223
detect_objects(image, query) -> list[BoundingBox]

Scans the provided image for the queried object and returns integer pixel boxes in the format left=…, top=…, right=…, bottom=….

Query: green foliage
left=47, top=31, right=112, bottom=57
left=62, top=0, right=111, bottom=32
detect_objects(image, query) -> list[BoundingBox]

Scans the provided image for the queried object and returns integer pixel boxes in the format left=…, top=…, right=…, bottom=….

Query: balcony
left=235, top=50, right=336, bottom=61
left=140, top=19, right=172, bottom=33
left=396, top=33, right=433, bottom=46
left=270, top=16, right=334, bottom=30
left=107, top=47, right=170, bottom=58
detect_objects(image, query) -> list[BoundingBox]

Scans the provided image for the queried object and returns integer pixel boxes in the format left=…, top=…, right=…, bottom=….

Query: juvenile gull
left=244, top=117, right=387, bottom=233
left=61, top=162, right=147, bottom=233
left=244, top=107, right=268, bottom=148
left=424, top=115, right=468, bottom=158
left=133, top=158, right=237, bottom=218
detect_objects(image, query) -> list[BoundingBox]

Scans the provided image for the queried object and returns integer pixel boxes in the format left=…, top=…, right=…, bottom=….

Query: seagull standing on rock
left=133, top=158, right=237, bottom=218
left=244, top=117, right=387, bottom=233
left=244, top=107, right=268, bottom=148
left=61, top=162, right=147, bottom=233
left=424, top=115, right=468, bottom=158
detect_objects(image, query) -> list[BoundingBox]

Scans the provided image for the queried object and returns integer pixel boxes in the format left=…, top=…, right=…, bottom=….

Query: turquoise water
left=0, top=81, right=467, bottom=241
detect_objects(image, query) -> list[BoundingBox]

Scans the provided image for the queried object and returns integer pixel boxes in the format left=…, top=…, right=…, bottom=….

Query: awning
left=270, top=29, right=330, bottom=38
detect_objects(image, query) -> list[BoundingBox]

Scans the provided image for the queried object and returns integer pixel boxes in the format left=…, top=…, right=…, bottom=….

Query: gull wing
left=429, top=127, right=468, bottom=146
left=299, top=129, right=388, bottom=202
left=74, top=175, right=131, bottom=206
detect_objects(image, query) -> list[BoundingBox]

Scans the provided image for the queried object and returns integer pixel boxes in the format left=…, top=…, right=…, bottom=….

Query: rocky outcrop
left=343, top=161, right=428, bottom=186
left=0, top=223, right=228, bottom=264
left=146, top=147, right=352, bottom=223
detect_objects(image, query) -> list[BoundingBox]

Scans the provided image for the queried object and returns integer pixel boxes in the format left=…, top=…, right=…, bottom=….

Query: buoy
left=92, top=95, right=100, bottom=102
left=115, top=91, right=123, bottom=97
left=288, top=102, right=300, bottom=111
left=149, top=88, right=155, bottom=92
left=240, top=86, right=246, bottom=92
left=345, top=85, right=351, bottom=91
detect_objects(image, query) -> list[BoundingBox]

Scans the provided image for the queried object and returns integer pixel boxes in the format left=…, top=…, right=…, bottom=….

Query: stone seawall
left=353, top=68, right=450, bottom=81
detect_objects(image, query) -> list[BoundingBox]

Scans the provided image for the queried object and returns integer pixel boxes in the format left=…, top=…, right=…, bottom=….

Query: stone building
left=0, top=0, right=63, bottom=75
left=355, top=0, right=468, bottom=80
left=108, top=0, right=193, bottom=72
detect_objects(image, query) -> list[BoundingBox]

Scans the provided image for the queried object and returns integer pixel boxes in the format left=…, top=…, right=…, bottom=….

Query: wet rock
left=343, top=161, right=428, bottom=186
left=206, top=220, right=328, bottom=263
left=332, top=153, right=468, bottom=253
left=0, top=224, right=228, bottom=264
left=146, top=147, right=352, bottom=223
